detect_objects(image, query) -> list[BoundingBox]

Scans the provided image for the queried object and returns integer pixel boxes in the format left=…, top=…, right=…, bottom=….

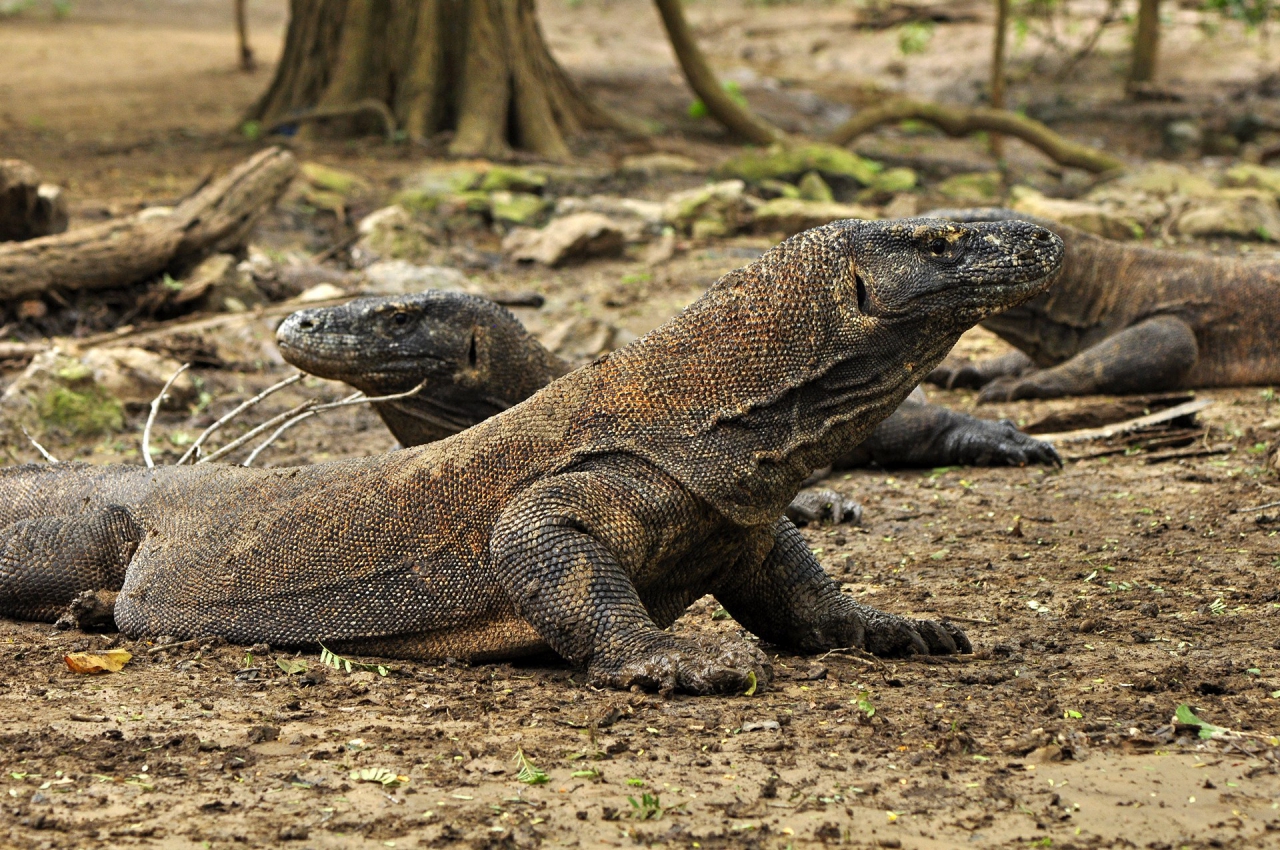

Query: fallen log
left=0, top=147, right=298, bottom=302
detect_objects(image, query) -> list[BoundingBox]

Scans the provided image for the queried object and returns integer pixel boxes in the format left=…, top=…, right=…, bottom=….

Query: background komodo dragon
left=275, top=290, right=1061, bottom=522
left=926, top=207, right=1280, bottom=401
left=0, top=218, right=1063, bottom=694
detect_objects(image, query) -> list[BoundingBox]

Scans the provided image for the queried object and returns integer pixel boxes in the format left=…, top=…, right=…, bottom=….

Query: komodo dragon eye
left=928, top=238, right=949, bottom=255
left=391, top=311, right=412, bottom=326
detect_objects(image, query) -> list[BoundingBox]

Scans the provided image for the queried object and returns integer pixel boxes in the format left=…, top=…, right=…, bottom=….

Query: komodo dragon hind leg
left=714, top=518, right=971, bottom=658
left=975, top=315, right=1199, bottom=402
left=0, top=506, right=140, bottom=624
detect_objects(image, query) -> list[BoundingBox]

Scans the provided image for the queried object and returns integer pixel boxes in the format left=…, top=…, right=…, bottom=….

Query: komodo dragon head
left=570, top=216, right=1064, bottom=525
left=277, top=290, right=566, bottom=444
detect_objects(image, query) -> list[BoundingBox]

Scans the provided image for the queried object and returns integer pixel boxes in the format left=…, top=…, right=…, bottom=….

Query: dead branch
left=20, top=426, right=57, bottom=464
left=0, top=148, right=298, bottom=301
left=1035, top=398, right=1213, bottom=444
left=175, top=372, right=304, bottom=465
left=142, top=363, right=190, bottom=468
left=651, top=0, right=786, bottom=146
left=824, top=99, right=1124, bottom=173
left=239, top=380, right=429, bottom=467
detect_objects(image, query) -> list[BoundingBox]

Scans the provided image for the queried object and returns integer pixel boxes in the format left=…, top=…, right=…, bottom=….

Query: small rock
left=299, top=161, right=370, bottom=196
left=539, top=316, right=620, bottom=361
left=352, top=204, right=441, bottom=266
left=80, top=347, right=196, bottom=407
left=1224, top=163, right=1280, bottom=196
left=503, top=212, right=626, bottom=266
left=716, top=143, right=881, bottom=185
left=478, top=166, right=547, bottom=193
left=175, top=253, right=265, bottom=310
left=247, top=725, right=280, bottom=744
left=1108, top=163, right=1217, bottom=198
left=661, top=180, right=755, bottom=237
left=1, top=349, right=123, bottom=437
left=936, top=171, right=1003, bottom=204
left=1175, top=189, right=1280, bottom=240
left=869, top=167, right=918, bottom=194
left=741, top=720, right=781, bottom=733
left=0, top=160, right=66, bottom=241
left=278, top=824, right=309, bottom=841
left=1163, top=120, right=1203, bottom=156
left=751, top=198, right=878, bottom=236
left=554, top=195, right=664, bottom=241
left=489, top=190, right=549, bottom=227
left=619, top=152, right=702, bottom=175
left=1027, top=743, right=1065, bottom=763
left=293, top=283, right=349, bottom=303
left=797, top=171, right=834, bottom=202
left=361, top=260, right=470, bottom=296
left=1009, top=187, right=1141, bottom=240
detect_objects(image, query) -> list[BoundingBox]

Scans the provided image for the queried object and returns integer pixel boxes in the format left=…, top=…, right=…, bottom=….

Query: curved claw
left=785, top=489, right=863, bottom=527
left=928, top=362, right=988, bottom=391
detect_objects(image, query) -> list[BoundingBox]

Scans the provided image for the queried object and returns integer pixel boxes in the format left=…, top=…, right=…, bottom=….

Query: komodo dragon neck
left=520, top=219, right=1063, bottom=526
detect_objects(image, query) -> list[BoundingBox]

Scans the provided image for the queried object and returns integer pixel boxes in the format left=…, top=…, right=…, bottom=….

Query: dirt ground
left=2, top=2, right=1280, bottom=848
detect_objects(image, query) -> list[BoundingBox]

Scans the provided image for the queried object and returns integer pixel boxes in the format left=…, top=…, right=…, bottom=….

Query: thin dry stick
left=242, top=381, right=429, bottom=467
left=1237, top=500, right=1280, bottom=514
left=142, top=363, right=190, bottom=469
left=176, top=372, right=304, bottom=465
left=20, top=426, right=58, bottom=464
left=197, top=399, right=319, bottom=465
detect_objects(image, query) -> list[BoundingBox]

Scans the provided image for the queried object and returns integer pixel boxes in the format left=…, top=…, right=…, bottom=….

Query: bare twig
left=20, top=427, right=58, bottom=464
left=1237, top=500, right=1280, bottom=514
left=176, top=373, right=304, bottom=465
left=197, top=399, right=317, bottom=465
left=142, top=363, right=190, bottom=469
left=1035, top=399, right=1213, bottom=444
left=241, top=381, right=429, bottom=467
left=241, top=392, right=361, bottom=467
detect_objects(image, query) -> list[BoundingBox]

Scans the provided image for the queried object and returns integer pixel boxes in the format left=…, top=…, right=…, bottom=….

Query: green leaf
left=514, top=749, right=549, bottom=785
left=1175, top=704, right=1226, bottom=740
left=276, top=658, right=307, bottom=674
left=350, top=767, right=408, bottom=788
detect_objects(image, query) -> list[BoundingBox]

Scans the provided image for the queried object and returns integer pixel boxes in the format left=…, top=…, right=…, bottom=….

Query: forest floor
left=1, top=2, right=1280, bottom=848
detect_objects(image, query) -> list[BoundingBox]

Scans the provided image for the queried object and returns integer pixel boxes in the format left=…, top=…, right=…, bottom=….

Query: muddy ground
left=2, top=1, right=1280, bottom=848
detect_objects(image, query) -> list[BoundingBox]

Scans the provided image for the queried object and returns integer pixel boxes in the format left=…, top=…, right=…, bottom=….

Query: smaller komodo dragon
left=274, top=293, right=1061, bottom=497
left=0, top=218, right=1063, bottom=694
left=925, top=207, right=1280, bottom=401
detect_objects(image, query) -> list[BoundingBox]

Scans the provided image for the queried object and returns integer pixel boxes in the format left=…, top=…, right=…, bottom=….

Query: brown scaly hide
left=0, top=219, right=1062, bottom=693
left=929, top=208, right=1280, bottom=399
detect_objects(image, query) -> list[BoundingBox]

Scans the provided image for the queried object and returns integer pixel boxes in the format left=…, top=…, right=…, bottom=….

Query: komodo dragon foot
left=588, top=634, right=771, bottom=695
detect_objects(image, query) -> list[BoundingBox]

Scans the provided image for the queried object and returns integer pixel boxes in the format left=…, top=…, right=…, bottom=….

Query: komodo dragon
left=275, top=291, right=1062, bottom=482
left=925, top=207, right=1280, bottom=401
left=0, top=218, right=1063, bottom=694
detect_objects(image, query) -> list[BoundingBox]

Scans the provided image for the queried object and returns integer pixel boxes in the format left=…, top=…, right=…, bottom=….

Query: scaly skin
left=276, top=294, right=1060, bottom=473
left=0, top=219, right=1062, bottom=694
left=927, top=208, right=1280, bottom=402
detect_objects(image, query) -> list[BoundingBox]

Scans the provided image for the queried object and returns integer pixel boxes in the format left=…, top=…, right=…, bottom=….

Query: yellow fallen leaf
left=64, top=649, right=132, bottom=674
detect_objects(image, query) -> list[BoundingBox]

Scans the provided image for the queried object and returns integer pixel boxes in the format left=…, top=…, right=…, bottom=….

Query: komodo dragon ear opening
left=854, top=271, right=868, bottom=311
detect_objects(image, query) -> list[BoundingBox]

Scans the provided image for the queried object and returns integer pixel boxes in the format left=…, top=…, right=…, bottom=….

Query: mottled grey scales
left=0, top=218, right=1062, bottom=694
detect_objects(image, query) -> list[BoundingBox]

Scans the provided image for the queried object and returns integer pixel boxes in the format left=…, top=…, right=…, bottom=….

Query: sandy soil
left=1, top=2, right=1279, bottom=848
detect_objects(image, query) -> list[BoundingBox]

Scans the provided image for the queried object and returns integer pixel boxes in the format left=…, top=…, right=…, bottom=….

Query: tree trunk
left=248, top=0, right=616, bottom=158
left=990, top=0, right=1009, bottom=159
left=1130, top=0, right=1161, bottom=84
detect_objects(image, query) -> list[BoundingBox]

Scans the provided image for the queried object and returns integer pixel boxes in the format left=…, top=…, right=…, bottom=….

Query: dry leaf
left=64, top=649, right=132, bottom=674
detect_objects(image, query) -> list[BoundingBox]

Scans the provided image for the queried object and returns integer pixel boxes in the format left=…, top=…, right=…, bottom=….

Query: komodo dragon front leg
left=488, top=457, right=960, bottom=693
left=968, top=316, right=1199, bottom=402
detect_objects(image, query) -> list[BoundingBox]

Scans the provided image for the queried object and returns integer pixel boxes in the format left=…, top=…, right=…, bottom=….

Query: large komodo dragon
left=0, top=218, right=1063, bottom=694
left=927, top=207, right=1280, bottom=402
left=275, top=291, right=1062, bottom=492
